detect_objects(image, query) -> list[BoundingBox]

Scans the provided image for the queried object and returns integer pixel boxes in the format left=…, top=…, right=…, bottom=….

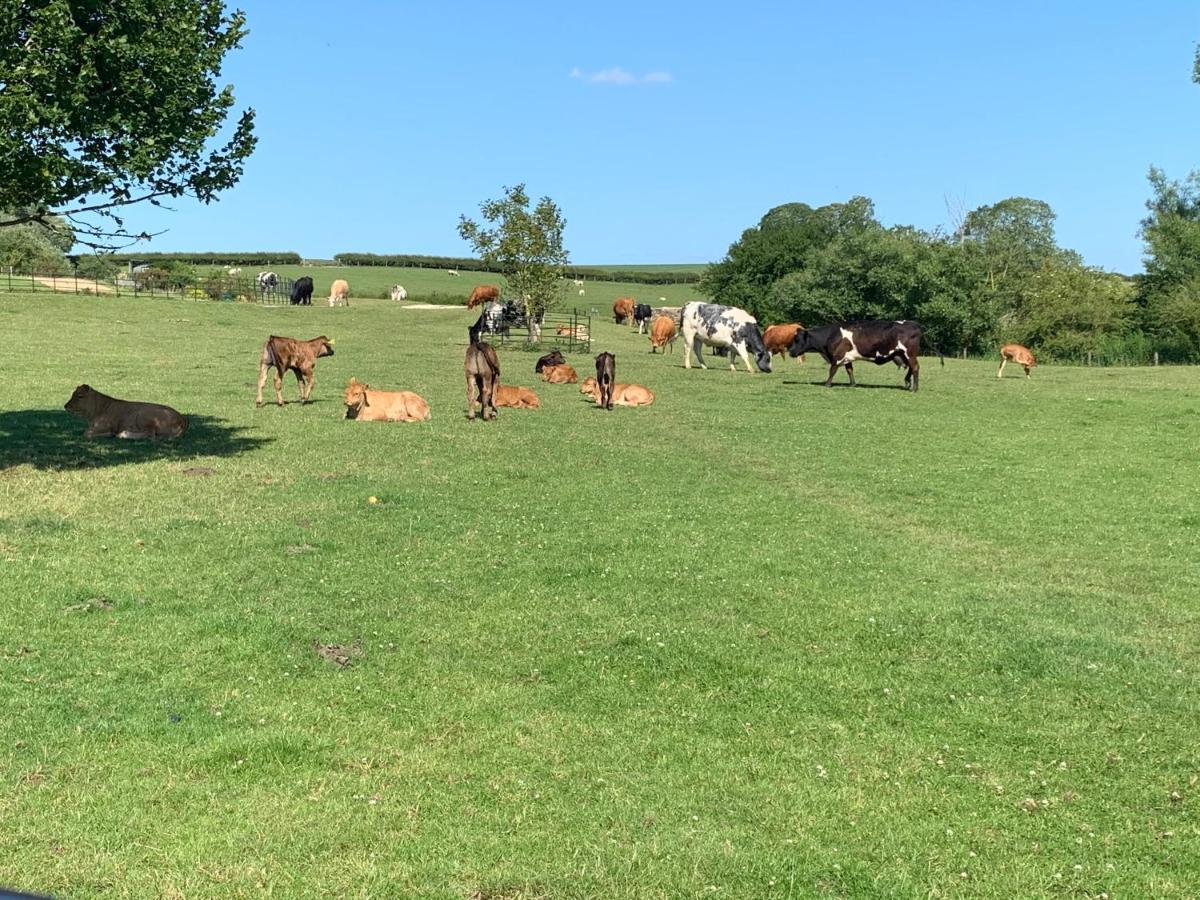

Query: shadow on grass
left=782, top=380, right=913, bottom=391
left=0, top=409, right=272, bottom=471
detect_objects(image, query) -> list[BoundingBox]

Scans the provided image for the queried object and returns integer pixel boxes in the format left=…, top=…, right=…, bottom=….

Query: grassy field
left=0, top=292, right=1197, bottom=898
left=203, top=265, right=705, bottom=307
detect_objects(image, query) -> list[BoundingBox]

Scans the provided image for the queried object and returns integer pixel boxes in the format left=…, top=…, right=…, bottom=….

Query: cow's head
left=745, top=326, right=773, bottom=372
left=315, top=336, right=335, bottom=358
left=64, top=384, right=96, bottom=417
left=343, top=378, right=368, bottom=417
left=579, top=376, right=599, bottom=399
left=788, top=329, right=814, bottom=359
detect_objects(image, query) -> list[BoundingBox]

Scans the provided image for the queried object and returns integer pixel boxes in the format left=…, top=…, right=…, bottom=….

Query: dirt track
left=30, top=275, right=115, bottom=294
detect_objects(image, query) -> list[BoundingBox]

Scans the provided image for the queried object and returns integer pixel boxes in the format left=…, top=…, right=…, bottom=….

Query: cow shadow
left=0, top=409, right=272, bottom=471
left=784, top=380, right=912, bottom=391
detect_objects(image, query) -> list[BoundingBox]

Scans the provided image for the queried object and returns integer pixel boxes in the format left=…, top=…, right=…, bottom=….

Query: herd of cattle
left=61, top=282, right=1039, bottom=438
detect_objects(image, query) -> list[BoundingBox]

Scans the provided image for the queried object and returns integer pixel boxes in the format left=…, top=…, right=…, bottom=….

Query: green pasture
left=203, top=265, right=705, bottom=307
left=0, top=293, right=1197, bottom=898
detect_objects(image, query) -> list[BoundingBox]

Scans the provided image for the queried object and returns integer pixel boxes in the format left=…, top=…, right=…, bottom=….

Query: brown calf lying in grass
left=540, top=364, right=578, bottom=384
left=343, top=378, right=431, bottom=421
left=580, top=376, right=654, bottom=407
left=998, top=343, right=1036, bottom=378
left=65, top=384, right=188, bottom=439
left=493, top=385, right=541, bottom=408
left=256, top=335, right=335, bottom=407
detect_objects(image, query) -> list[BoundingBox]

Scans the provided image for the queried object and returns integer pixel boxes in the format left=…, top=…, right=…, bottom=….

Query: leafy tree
left=1138, top=167, right=1200, bottom=360
left=1005, top=259, right=1136, bottom=360
left=0, top=222, right=69, bottom=274
left=961, top=197, right=1060, bottom=288
left=458, top=184, right=569, bottom=327
left=0, top=1, right=256, bottom=249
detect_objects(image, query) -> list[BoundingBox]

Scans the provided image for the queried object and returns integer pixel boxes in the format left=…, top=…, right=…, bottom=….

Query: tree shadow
left=0, top=409, right=272, bottom=471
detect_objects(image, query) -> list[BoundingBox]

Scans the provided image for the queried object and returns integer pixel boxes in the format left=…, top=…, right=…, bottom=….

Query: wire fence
left=0, top=268, right=298, bottom=304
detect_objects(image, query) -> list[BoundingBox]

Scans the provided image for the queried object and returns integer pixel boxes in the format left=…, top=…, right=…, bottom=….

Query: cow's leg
left=997, top=357, right=1007, bottom=378
left=273, top=368, right=285, bottom=406
left=845, top=363, right=857, bottom=386
left=483, top=376, right=497, bottom=420
left=1024, top=365, right=1031, bottom=378
left=909, top=359, right=920, bottom=392
left=740, top=347, right=756, bottom=373
left=466, top=373, right=477, bottom=420
left=682, top=333, right=693, bottom=368
left=255, top=360, right=270, bottom=407
left=302, top=367, right=316, bottom=403
left=824, top=362, right=839, bottom=386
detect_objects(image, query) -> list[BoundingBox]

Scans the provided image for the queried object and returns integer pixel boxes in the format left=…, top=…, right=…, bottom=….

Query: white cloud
left=571, top=67, right=673, bottom=86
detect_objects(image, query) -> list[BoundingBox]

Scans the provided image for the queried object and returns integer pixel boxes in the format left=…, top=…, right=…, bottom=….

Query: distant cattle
left=594, top=352, right=616, bottom=410
left=65, top=384, right=188, bottom=439
left=649, top=315, right=677, bottom=353
left=467, top=284, right=500, bottom=309
left=998, top=343, right=1036, bottom=378
left=390, top=284, right=408, bottom=302
left=256, top=334, right=335, bottom=406
left=763, top=323, right=805, bottom=363
left=535, top=350, right=565, bottom=373
left=290, top=275, right=314, bottom=305
left=448, top=269, right=460, bottom=276
left=227, top=267, right=242, bottom=276
left=580, top=377, right=654, bottom=407
left=788, top=320, right=940, bottom=392
left=465, top=325, right=500, bottom=420
left=556, top=323, right=589, bottom=340
left=328, top=279, right=350, bottom=307
left=343, top=377, right=430, bottom=422
left=540, top=364, right=578, bottom=384
left=613, top=297, right=635, bottom=324
left=257, top=271, right=278, bottom=294
left=494, top=384, right=542, bottom=408
left=680, top=302, right=772, bottom=373
left=632, top=304, right=653, bottom=333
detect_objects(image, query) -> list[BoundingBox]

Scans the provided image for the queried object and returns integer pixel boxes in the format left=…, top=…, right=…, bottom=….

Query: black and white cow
left=788, top=320, right=941, bottom=392
left=257, top=271, right=279, bottom=295
left=633, top=303, right=653, bottom=334
left=290, top=275, right=314, bottom=305
left=680, top=302, right=772, bottom=373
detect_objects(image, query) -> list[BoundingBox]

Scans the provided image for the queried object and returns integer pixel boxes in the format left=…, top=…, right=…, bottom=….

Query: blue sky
left=133, top=1, right=1199, bottom=273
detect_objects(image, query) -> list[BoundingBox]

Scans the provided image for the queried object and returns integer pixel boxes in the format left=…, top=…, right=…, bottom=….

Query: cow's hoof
left=255, top=402, right=263, bottom=408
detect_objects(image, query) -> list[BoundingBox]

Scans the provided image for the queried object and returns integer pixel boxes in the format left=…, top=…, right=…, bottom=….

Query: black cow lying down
left=789, top=320, right=941, bottom=392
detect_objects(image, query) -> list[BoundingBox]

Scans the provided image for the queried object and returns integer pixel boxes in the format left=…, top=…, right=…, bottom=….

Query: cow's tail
left=922, top=343, right=946, bottom=366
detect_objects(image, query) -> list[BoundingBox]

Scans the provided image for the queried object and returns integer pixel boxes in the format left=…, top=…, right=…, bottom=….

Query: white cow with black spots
left=257, top=271, right=278, bottom=295
left=680, top=301, right=772, bottom=373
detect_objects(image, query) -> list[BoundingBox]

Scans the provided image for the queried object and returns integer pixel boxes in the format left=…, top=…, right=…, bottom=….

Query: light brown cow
left=763, top=323, right=806, bottom=363
left=613, top=297, right=635, bottom=324
left=493, top=384, right=542, bottom=408
left=540, top=364, right=579, bottom=384
left=343, top=378, right=431, bottom=422
left=649, top=315, right=677, bottom=353
left=64, top=384, right=188, bottom=439
left=256, top=334, right=335, bottom=406
left=467, top=284, right=501, bottom=309
left=328, top=279, right=350, bottom=307
left=579, top=376, right=654, bottom=407
left=998, top=343, right=1036, bottom=378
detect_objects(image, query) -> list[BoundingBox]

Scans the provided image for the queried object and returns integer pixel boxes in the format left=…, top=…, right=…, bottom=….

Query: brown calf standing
left=465, top=326, right=501, bottom=420
left=763, top=323, right=805, bottom=364
left=595, top=351, right=616, bottom=410
left=613, top=297, right=634, bottom=324
left=998, top=343, right=1036, bottom=378
left=256, top=335, right=335, bottom=407
left=649, top=315, right=677, bottom=353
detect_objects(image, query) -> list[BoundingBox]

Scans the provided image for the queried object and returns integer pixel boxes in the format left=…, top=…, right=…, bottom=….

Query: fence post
left=1087, top=350, right=1093, bottom=366
left=1153, top=351, right=1159, bottom=366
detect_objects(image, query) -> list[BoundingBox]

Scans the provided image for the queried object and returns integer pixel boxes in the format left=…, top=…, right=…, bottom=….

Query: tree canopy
left=0, top=0, right=256, bottom=248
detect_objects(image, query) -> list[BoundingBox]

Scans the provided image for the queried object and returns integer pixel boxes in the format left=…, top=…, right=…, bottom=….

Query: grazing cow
left=633, top=303, right=653, bottom=334
left=465, top=325, right=500, bottom=420
left=594, top=352, right=616, bottom=410
left=788, top=320, right=940, bottom=392
left=998, top=343, right=1036, bottom=378
left=540, top=364, right=578, bottom=384
left=573, top=278, right=584, bottom=287
left=390, top=284, right=408, bottom=302
left=257, top=271, right=278, bottom=294
left=680, top=301, right=772, bottom=373
left=763, top=323, right=805, bottom=364
left=64, top=384, right=188, bottom=439
left=343, top=377, right=431, bottom=422
left=535, top=350, right=565, bottom=373
left=290, top=275, right=314, bottom=306
left=493, top=384, right=542, bottom=408
left=255, top=334, right=335, bottom=407
left=649, top=315, right=677, bottom=353
left=328, top=279, right=350, bottom=307
left=613, top=297, right=635, bottom=324
left=447, top=269, right=460, bottom=276
left=227, top=267, right=242, bottom=276
left=580, top=377, right=654, bottom=407
left=467, top=284, right=500, bottom=309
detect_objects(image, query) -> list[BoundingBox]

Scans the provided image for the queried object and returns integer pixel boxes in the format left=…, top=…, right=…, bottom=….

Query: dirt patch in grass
left=287, top=543, right=316, bottom=555
left=313, top=640, right=362, bottom=668
left=182, top=466, right=215, bottom=477
left=65, top=597, right=113, bottom=613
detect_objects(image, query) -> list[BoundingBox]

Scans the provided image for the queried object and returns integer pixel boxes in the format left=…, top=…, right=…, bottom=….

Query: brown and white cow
left=328, top=279, right=350, bottom=307
left=467, top=284, right=501, bottom=309
left=539, top=364, right=578, bottom=384
left=649, top=315, right=677, bottom=353
left=788, top=320, right=940, bottom=392
left=763, top=323, right=805, bottom=364
left=613, top=297, right=635, bottom=324
left=65, top=384, right=188, bottom=439
left=998, top=343, right=1036, bottom=378
left=343, top=378, right=431, bottom=422
left=256, top=335, right=335, bottom=406
left=493, top=384, right=542, bottom=408
left=579, top=377, right=654, bottom=407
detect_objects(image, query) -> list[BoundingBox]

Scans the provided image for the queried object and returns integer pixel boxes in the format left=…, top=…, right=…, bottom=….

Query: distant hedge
left=104, top=252, right=302, bottom=266
left=333, top=253, right=702, bottom=285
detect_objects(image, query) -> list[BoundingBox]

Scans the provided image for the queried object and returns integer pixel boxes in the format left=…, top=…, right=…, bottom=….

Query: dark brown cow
left=467, top=284, right=501, bottom=309
left=256, top=335, right=335, bottom=406
left=465, top=325, right=501, bottom=420
left=613, top=297, right=635, bottom=324
left=595, top=352, right=616, bottom=410
left=65, top=384, right=188, bottom=439
left=788, top=320, right=941, bottom=392
left=998, top=343, right=1036, bottom=378
left=535, top=350, right=565, bottom=373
